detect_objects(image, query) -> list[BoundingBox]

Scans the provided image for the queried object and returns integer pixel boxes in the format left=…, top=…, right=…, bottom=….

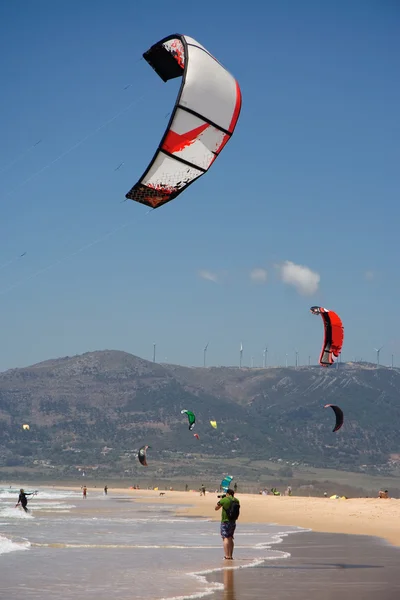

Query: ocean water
left=0, top=485, right=305, bottom=600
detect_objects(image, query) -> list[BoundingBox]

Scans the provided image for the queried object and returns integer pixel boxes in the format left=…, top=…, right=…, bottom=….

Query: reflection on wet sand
left=223, top=567, right=236, bottom=600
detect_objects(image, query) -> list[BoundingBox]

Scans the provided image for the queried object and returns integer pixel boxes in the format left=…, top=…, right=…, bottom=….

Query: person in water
left=104, top=485, right=108, bottom=495
left=215, top=488, right=240, bottom=560
left=15, top=489, right=34, bottom=513
left=82, top=485, right=87, bottom=499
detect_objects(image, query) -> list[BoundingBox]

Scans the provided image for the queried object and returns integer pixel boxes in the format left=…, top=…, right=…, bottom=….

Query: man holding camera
left=215, top=488, right=240, bottom=560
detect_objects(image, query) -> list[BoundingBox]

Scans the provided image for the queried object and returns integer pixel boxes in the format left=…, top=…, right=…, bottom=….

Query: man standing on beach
left=215, top=488, right=240, bottom=560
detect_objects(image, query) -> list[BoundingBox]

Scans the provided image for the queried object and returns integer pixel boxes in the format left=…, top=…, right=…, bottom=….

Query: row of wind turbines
left=150, top=343, right=394, bottom=369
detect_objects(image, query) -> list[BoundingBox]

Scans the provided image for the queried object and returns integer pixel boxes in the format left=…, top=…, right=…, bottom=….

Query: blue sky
left=0, top=0, right=399, bottom=371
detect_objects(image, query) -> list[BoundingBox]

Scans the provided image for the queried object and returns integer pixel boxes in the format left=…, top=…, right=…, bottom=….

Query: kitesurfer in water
left=15, top=489, right=34, bottom=513
left=215, top=489, right=240, bottom=560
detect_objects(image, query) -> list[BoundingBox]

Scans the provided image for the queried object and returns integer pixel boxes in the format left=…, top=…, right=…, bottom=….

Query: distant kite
left=210, top=420, right=217, bottom=429
left=181, top=409, right=196, bottom=431
left=221, top=475, right=233, bottom=492
left=310, top=306, right=344, bottom=367
left=324, top=404, right=344, bottom=432
left=193, top=433, right=200, bottom=440
left=22, top=424, right=30, bottom=431
left=138, top=445, right=151, bottom=466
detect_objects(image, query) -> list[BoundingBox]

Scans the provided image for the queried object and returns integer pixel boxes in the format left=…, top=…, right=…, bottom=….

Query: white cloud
left=250, top=268, right=268, bottom=283
left=198, top=270, right=219, bottom=283
left=364, top=270, right=375, bottom=281
left=279, top=260, right=320, bottom=296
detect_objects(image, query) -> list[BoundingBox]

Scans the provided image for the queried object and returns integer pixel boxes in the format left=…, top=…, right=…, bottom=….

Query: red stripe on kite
left=210, top=80, right=242, bottom=164
left=228, top=80, right=242, bottom=133
left=162, top=123, right=209, bottom=154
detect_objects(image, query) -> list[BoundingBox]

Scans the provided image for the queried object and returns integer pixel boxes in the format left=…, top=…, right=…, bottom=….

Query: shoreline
left=206, top=530, right=400, bottom=600
left=2, top=483, right=399, bottom=599
left=48, top=485, right=400, bottom=547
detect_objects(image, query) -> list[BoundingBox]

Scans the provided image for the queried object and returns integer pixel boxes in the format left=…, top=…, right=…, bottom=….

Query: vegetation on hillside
left=0, top=351, right=399, bottom=488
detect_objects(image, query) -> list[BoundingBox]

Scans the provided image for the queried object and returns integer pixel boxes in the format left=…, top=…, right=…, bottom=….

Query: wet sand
left=208, top=531, right=400, bottom=600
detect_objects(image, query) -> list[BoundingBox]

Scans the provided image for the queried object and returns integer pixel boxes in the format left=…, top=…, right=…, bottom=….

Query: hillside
left=0, top=350, right=400, bottom=484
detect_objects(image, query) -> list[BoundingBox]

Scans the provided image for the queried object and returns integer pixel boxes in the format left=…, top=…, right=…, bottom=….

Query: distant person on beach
left=82, top=485, right=87, bottom=499
left=201, top=484, right=206, bottom=496
left=104, top=485, right=108, bottom=495
left=233, top=482, right=237, bottom=493
left=215, top=488, right=240, bottom=560
left=378, top=490, right=389, bottom=499
left=15, top=489, right=34, bottom=513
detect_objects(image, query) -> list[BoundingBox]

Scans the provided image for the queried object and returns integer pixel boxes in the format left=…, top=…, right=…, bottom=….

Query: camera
left=217, top=494, right=226, bottom=499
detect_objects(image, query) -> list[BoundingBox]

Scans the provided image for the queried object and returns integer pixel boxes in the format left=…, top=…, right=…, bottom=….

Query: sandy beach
left=3, top=484, right=399, bottom=599
left=175, top=492, right=400, bottom=547
left=54, top=486, right=400, bottom=547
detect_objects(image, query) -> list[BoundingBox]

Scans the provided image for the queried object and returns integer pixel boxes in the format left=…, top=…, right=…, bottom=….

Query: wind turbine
left=295, top=349, right=299, bottom=368
left=263, top=346, right=268, bottom=368
left=374, top=346, right=383, bottom=366
left=203, top=342, right=209, bottom=368
left=285, top=353, right=288, bottom=368
left=153, top=342, right=156, bottom=363
left=239, top=342, right=243, bottom=368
